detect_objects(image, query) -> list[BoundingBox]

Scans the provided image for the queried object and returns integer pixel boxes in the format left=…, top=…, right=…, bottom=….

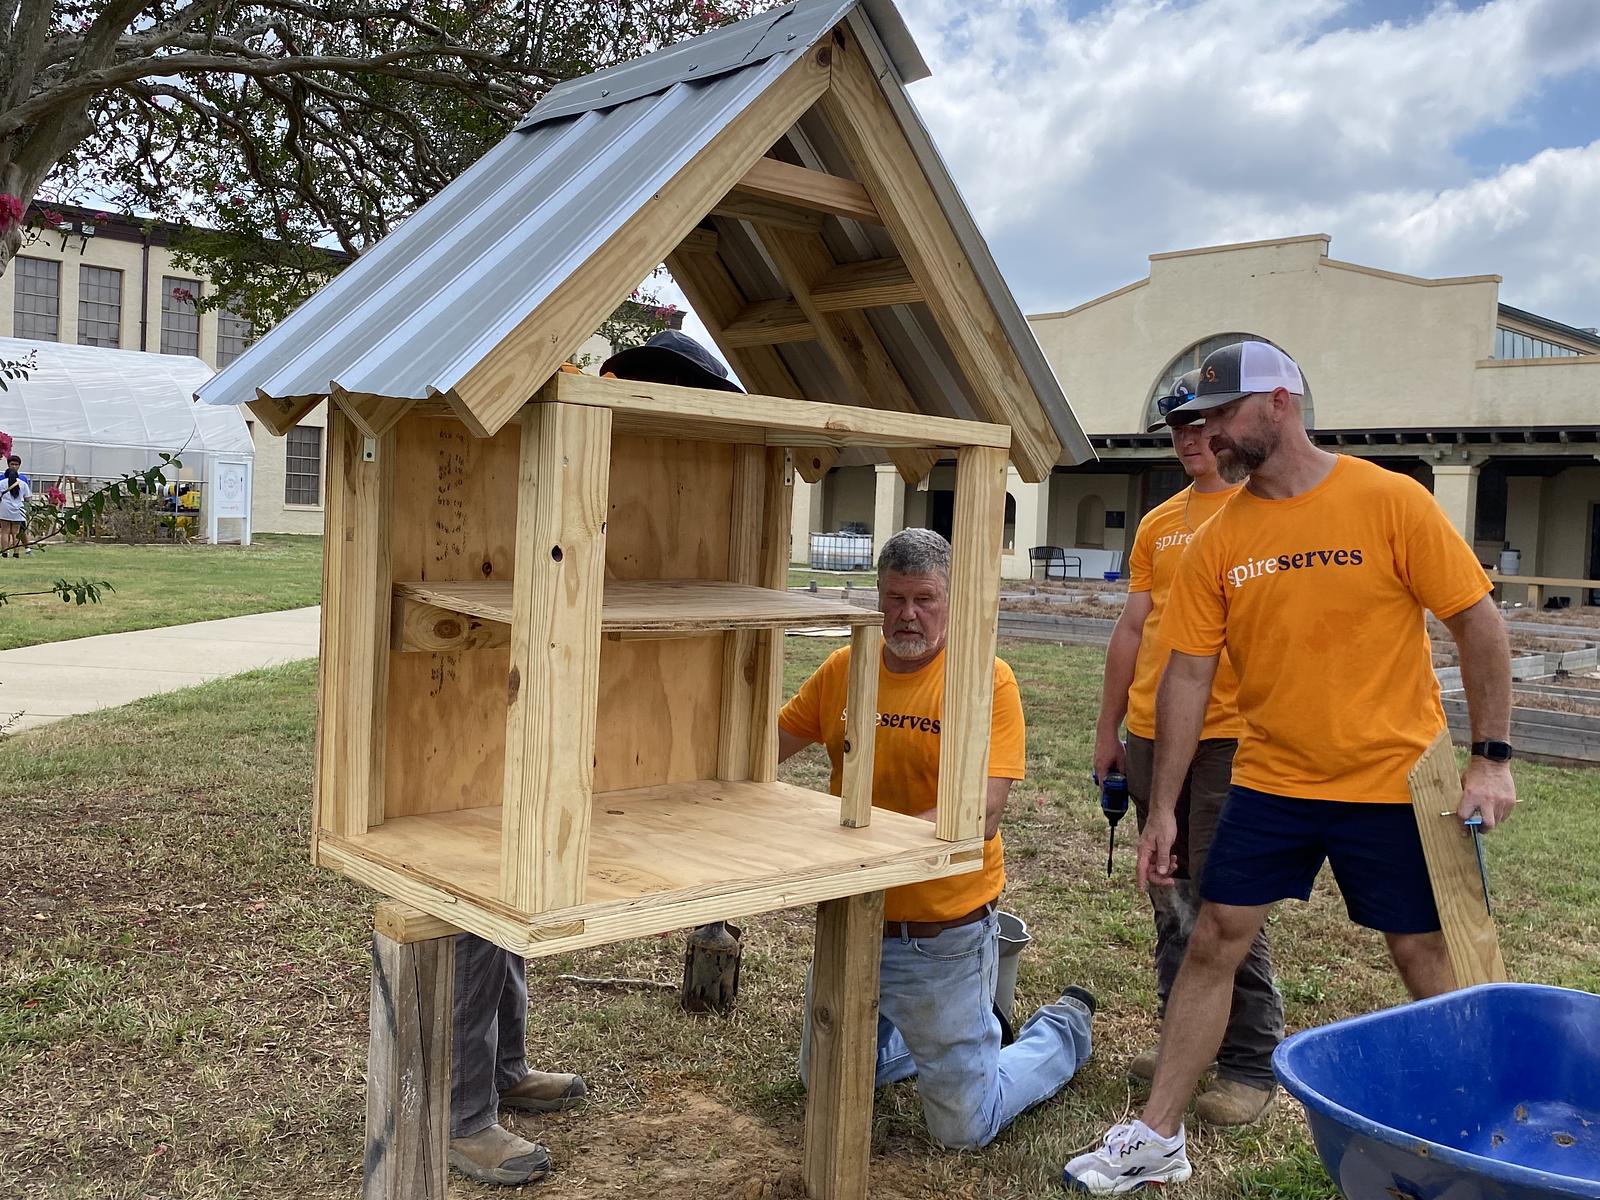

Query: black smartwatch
left=1471, top=739, right=1514, bottom=763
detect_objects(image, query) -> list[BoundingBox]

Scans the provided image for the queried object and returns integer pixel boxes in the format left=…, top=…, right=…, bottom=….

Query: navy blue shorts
left=1200, top=786, right=1441, bottom=934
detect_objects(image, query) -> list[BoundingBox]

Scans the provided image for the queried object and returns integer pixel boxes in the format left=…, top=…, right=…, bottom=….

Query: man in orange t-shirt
left=1067, top=341, right=1516, bottom=1193
left=1094, top=369, right=1280, bottom=1124
left=781, top=528, right=1094, bottom=1150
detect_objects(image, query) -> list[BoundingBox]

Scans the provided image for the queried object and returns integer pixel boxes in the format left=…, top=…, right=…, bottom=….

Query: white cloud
left=891, top=0, right=1600, bottom=322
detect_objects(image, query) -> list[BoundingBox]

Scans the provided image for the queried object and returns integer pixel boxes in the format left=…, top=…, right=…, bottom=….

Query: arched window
left=1075, top=495, right=1105, bottom=548
left=1003, top=493, right=1017, bottom=551
left=1143, top=333, right=1315, bottom=431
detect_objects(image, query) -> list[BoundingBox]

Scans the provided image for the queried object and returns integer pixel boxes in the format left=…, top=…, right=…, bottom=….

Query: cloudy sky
left=668, top=0, right=1600, bottom=342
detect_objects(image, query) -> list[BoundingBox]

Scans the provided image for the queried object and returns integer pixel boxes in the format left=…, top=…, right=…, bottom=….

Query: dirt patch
left=1000, top=598, right=1120, bottom=621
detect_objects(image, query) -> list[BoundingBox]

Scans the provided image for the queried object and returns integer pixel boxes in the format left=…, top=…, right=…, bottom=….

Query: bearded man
left=780, top=527, right=1096, bottom=1150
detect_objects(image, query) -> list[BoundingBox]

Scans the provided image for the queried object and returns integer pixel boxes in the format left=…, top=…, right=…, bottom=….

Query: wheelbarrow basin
left=1274, top=983, right=1600, bottom=1200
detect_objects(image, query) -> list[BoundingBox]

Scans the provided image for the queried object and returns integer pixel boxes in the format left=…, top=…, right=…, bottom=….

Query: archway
left=1143, top=333, right=1315, bottom=431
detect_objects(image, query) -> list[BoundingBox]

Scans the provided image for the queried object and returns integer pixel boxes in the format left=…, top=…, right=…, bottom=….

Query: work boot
left=1194, top=1077, right=1276, bottom=1126
left=448, top=1123, right=552, bottom=1186
left=500, top=1070, right=587, bottom=1114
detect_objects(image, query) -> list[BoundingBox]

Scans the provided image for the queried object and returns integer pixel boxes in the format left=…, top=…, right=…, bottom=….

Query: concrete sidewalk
left=1, top=606, right=320, bottom=732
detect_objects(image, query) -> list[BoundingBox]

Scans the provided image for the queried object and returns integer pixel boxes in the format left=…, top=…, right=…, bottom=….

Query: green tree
left=1, top=1, right=767, bottom=329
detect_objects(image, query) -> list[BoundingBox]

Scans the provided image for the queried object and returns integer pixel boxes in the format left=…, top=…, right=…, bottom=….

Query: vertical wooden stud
left=749, top=449, right=793, bottom=781
left=501, top=402, right=612, bottom=914
left=316, top=408, right=395, bottom=844
left=803, top=889, right=885, bottom=1200
left=840, top=625, right=881, bottom=828
left=364, top=928, right=453, bottom=1200
left=1408, top=730, right=1509, bottom=987
left=935, top=445, right=1007, bottom=843
left=718, top=446, right=768, bottom=781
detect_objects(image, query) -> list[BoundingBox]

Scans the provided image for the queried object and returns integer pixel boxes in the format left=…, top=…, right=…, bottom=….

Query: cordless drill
left=1098, top=771, right=1128, bottom=877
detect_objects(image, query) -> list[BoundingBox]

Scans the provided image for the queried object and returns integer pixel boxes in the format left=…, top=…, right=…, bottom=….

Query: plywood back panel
left=596, top=435, right=735, bottom=791
left=386, top=414, right=522, bottom=818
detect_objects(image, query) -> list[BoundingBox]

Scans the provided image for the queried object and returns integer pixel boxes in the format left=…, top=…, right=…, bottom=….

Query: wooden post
left=364, top=927, right=453, bottom=1200
left=840, top=625, right=881, bottom=828
left=803, top=890, right=884, bottom=1200
left=501, top=402, right=612, bottom=914
left=749, top=448, right=793, bottom=782
left=935, top=446, right=1007, bottom=842
left=1408, top=730, right=1510, bottom=987
left=718, top=446, right=768, bottom=781
left=315, top=409, right=395, bottom=844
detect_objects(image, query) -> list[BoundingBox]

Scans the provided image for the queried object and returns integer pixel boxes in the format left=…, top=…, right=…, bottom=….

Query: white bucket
left=1499, top=547, right=1521, bottom=576
left=993, top=911, right=1032, bottom=1023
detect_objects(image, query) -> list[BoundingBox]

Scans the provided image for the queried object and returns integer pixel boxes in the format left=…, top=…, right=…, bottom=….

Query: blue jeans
left=800, top=912, right=1093, bottom=1149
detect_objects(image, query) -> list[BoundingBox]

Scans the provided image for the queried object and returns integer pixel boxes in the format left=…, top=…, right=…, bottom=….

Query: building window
left=1145, top=332, right=1316, bottom=431
left=78, top=265, right=122, bottom=347
left=216, top=306, right=253, bottom=368
left=1493, top=327, right=1583, bottom=360
left=284, top=425, right=323, bottom=506
left=1474, top=464, right=1508, bottom=545
left=14, top=256, right=60, bottom=341
left=160, top=275, right=201, bottom=356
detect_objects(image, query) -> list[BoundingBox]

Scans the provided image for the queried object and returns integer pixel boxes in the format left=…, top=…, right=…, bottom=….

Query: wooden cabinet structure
left=197, top=2, right=1091, bottom=1195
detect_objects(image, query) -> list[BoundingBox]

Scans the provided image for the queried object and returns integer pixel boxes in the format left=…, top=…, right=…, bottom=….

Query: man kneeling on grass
left=779, top=527, right=1096, bottom=1150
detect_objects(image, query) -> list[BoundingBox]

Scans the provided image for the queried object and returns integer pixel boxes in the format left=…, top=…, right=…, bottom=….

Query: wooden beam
left=375, top=900, right=461, bottom=945
left=758, top=224, right=941, bottom=485
left=364, top=929, right=452, bottom=1200
left=935, top=445, right=1007, bottom=842
left=803, top=890, right=885, bottom=1200
left=536, top=369, right=1010, bottom=452
left=451, top=44, right=833, bottom=438
left=791, top=447, right=841, bottom=484
left=720, top=298, right=816, bottom=348
left=666, top=235, right=840, bottom=479
left=710, top=194, right=825, bottom=233
left=248, top=391, right=323, bottom=437
left=316, top=409, right=394, bottom=843
left=1408, top=731, right=1509, bottom=987
left=334, top=386, right=413, bottom=440
left=500, top=403, right=612, bottom=914
left=391, top=595, right=512, bottom=654
left=732, top=157, right=881, bottom=225
left=821, top=28, right=1064, bottom=482
left=676, top=226, right=720, bottom=256
left=810, top=257, right=921, bottom=311
left=840, top=624, right=882, bottom=827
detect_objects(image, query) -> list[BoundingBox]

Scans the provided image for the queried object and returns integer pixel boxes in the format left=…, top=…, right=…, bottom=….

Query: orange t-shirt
left=1124, top=483, right=1244, bottom=741
left=1163, top=455, right=1491, bottom=802
left=778, top=646, right=1025, bottom=922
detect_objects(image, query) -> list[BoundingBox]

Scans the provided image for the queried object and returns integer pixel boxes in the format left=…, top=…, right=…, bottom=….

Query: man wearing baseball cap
left=1065, top=340, right=1515, bottom=1192
left=1092, top=369, right=1282, bottom=1127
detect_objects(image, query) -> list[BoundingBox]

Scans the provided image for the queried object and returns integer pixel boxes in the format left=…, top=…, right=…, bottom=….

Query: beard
left=885, top=631, right=931, bottom=659
left=1211, top=429, right=1276, bottom=483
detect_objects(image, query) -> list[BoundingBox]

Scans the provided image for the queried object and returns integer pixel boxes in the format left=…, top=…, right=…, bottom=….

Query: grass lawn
left=0, top=535, right=322, bottom=649
left=1, top=640, right=1595, bottom=1199
left=787, top=567, right=878, bottom=589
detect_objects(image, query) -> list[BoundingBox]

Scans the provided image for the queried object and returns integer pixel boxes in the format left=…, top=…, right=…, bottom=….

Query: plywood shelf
left=320, top=779, right=984, bottom=957
left=393, top=578, right=881, bottom=633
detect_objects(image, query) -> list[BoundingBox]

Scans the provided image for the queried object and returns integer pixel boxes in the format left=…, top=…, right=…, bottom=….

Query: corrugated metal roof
left=197, top=0, right=1091, bottom=468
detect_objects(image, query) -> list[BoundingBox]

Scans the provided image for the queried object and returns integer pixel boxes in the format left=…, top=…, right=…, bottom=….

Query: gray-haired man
left=779, top=528, right=1095, bottom=1149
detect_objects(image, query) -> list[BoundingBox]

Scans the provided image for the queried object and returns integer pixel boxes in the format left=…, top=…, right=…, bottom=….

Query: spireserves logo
left=1226, top=548, right=1364, bottom=590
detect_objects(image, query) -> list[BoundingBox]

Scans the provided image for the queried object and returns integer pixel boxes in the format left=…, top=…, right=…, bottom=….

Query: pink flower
left=171, top=286, right=195, bottom=304
left=0, top=194, right=23, bottom=229
left=45, top=485, right=66, bottom=508
left=39, top=207, right=64, bottom=228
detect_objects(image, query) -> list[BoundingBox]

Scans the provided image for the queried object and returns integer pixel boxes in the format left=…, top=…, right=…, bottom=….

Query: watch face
left=1479, top=740, right=1514, bottom=762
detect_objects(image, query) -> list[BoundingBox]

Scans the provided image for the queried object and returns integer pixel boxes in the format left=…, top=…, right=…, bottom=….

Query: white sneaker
left=1062, top=1120, right=1191, bottom=1193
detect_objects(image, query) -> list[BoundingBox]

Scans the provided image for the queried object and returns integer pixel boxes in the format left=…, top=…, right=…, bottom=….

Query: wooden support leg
left=501, top=402, right=612, bottom=913
left=840, top=624, right=882, bottom=827
left=749, top=448, right=795, bottom=782
left=364, top=928, right=453, bottom=1200
left=803, top=890, right=885, bottom=1200
left=935, top=445, right=1008, bottom=842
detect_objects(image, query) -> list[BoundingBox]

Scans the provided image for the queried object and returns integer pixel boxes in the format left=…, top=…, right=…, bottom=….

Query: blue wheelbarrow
left=1275, top=983, right=1600, bottom=1200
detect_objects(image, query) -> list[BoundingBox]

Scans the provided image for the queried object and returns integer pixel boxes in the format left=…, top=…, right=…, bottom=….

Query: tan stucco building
left=796, top=234, right=1600, bottom=599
